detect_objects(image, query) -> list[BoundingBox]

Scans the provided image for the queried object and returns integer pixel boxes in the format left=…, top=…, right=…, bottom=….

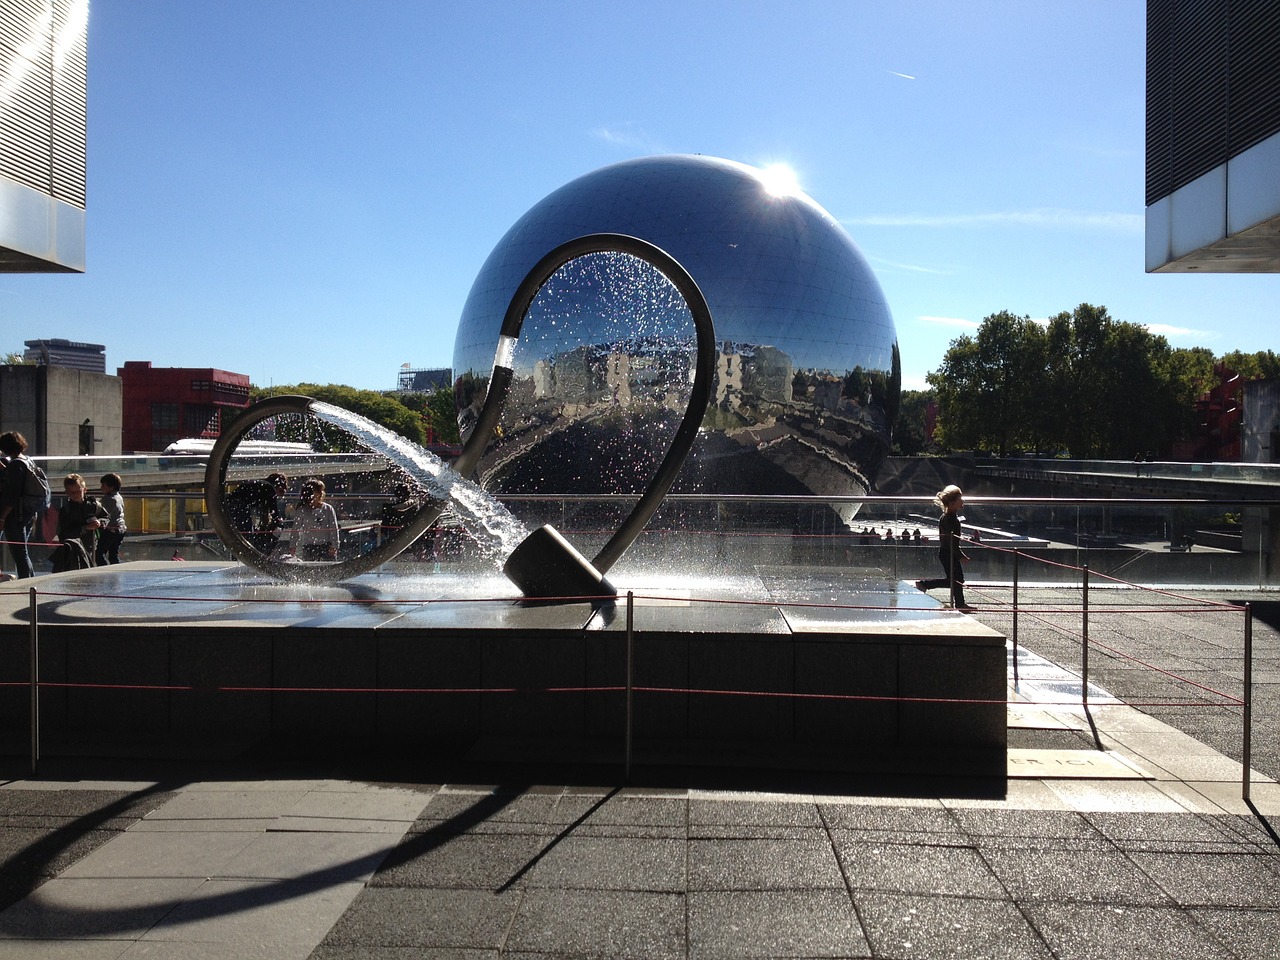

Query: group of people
left=223, top=472, right=345, bottom=561
left=857, top=526, right=923, bottom=545
left=0, top=430, right=127, bottom=579
left=218, top=472, right=436, bottom=565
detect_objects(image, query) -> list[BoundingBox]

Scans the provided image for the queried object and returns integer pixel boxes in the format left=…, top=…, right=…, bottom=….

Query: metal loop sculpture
left=205, top=233, right=715, bottom=595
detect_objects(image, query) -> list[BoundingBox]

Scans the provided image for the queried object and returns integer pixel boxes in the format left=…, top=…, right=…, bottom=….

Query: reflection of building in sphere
left=453, top=155, right=900, bottom=528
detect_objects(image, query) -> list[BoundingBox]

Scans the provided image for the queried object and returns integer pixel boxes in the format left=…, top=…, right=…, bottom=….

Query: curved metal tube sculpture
left=204, top=233, right=715, bottom=595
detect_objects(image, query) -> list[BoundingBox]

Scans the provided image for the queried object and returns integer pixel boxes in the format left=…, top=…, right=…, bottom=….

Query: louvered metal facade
left=0, top=0, right=87, bottom=272
left=1147, top=0, right=1280, bottom=206
left=1146, top=0, right=1280, bottom=272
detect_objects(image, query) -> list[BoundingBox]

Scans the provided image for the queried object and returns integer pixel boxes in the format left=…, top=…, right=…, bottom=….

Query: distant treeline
left=893, top=304, right=1280, bottom=459
left=252, top=383, right=461, bottom=449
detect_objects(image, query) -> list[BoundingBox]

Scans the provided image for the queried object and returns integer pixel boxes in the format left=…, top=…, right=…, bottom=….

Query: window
left=151, top=403, right=179, bottom=429
left=184, top=404, right=220, bottom=437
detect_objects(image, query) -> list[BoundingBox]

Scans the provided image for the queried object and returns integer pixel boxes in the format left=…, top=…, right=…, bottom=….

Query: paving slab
left=856, top=891, right=1054, bottom=960
left=686, top=889, right=867, bottom=959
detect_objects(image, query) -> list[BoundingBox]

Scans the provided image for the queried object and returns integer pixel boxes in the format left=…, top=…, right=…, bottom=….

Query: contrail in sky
left=888, top=70, right=915, bottom=79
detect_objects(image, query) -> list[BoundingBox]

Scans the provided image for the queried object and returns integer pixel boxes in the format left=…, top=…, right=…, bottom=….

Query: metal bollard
left=1243, top=603, right=1253, bottom=802
left=1012, top=549, right=1020, bottom=688
left=29, top=586, right=38, bottom=775
left=948, top=531, right=958, bottom=609
left=625, top=591, right=634, bottom=781
left=1081, top=564, right=1090, bottom=708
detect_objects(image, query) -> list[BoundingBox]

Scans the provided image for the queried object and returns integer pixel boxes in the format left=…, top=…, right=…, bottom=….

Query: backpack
left=15, top=457, right=51, bottom=516
left=50, top=538, right=92, bottom=573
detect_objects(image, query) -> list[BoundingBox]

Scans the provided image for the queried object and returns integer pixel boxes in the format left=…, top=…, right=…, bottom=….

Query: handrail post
left=948, top=529, right=958, bottom=609
left=29, top=586, right=39, bottom=775
left=1243, top=602, right=1253, bottom=802
left=1012, top=548, right=1020, bottom=688
left=625, top=590, right=634, bottom=781
left=1081, top=564, right=1089, bottom=707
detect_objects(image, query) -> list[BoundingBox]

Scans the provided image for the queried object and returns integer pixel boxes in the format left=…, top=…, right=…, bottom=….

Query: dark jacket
left=937, top=511, right=969, bottom=564
left=57, top=496, right=108, bottom=560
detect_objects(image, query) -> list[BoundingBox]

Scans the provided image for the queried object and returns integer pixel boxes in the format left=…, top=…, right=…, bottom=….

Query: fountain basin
left=0, top=562, right=1006, bottom=777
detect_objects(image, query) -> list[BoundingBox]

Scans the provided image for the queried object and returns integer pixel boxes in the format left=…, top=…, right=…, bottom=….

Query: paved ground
left=0, top=585, right=1277, bottom=959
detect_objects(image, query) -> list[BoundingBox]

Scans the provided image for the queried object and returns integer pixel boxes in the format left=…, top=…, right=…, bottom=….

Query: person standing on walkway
left=95, top=473, right=127, bottom=565
left=915, top=483, right=972, bottom=611
left=0, top=432, right=39, bottom=578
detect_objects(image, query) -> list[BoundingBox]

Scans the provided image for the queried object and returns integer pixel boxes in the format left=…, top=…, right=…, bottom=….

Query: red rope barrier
left=973, top=538, right=1243, bottom=608
left=7, top=574, right=1255, bottom=715
left=21, top=679, right=1243, bottom=709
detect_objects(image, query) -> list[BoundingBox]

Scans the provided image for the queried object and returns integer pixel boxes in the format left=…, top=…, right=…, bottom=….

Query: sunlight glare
left=759, top=163, right=801, bottom=198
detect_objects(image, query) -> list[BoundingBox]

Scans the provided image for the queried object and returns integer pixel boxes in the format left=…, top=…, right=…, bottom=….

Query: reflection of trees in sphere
left=453, top=154, right=900, bottom=529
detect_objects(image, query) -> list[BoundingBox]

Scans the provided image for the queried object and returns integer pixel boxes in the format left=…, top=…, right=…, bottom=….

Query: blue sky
left=4, top=0, right=1277, bottom=392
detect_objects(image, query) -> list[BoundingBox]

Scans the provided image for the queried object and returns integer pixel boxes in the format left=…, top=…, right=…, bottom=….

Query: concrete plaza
left=0, top=582, right=1277, bottom=958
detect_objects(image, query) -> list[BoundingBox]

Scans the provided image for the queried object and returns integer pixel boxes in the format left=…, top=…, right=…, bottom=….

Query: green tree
left=926, top=334, right=982, bottom=451
left=891, top=389, right=934, bottom=456
left=1156, top=347, right=1216, bottom=452
left=925, top=311, right=1045, bottom=456
left=397, top=387, right=460, bottom=444
left=928, top=303, right=1196, bottom=458
left=252, top=383, right=428, bottom=449
left=1220, top=349, right=1280, bottom=381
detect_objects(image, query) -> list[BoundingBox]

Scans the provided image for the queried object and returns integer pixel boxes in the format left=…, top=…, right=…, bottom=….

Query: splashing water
left=309, top=400, right=529, bottom=565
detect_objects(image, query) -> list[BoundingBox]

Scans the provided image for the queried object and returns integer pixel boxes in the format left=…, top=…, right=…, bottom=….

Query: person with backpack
left=0, top=431, right=49, bottom=579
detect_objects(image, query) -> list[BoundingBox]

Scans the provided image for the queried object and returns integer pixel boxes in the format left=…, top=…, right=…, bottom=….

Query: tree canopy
left=918, top=304, right=1279, bottom=459
left=251, top=383, right=459, bottom=449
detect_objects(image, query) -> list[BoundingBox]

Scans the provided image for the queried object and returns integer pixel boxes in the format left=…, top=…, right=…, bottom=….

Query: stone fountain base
left=0, top=562, right=1006, bottom=778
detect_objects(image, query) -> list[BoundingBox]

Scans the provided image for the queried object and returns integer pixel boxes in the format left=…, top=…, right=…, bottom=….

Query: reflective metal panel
left=453, top=155, right=900, bottom=523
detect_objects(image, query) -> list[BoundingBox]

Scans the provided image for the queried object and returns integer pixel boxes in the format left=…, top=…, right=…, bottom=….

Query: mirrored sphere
left=453, top=155, right=900, bottom=523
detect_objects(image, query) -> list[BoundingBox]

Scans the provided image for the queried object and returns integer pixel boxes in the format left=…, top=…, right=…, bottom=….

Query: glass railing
left=25, top=488, right=1278, bottom=589
left=973, top=456, right=1280, bottom=487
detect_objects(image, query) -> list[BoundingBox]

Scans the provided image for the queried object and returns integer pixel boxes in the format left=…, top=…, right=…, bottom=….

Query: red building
left=118, top=361, right=251, bottom=453
left=1172, top=363, right=1244, bottom=463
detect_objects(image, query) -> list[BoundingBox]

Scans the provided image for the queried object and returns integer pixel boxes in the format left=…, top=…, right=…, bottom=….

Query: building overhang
left=1146, top=129, right=1280, bottom=273
left=0, top=174, right=85, bottom=273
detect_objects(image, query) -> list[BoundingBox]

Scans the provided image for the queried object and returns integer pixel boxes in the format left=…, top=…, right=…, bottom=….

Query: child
left=915, top=484, right=973, bottom=611
left=55, top=473, right=106, bottom=569
left=96, top=473, right=127, bottom=565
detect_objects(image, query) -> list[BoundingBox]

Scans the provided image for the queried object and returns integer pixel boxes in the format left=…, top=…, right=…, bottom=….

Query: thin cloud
left=845, top=208, right=1143, bottom=233
left=590, top=123, right=666, bottom=153
left=867, top=256, right=953, bottom=276
left=887, top=70, right=916, bottom=80
left=919, top=315, right=980, bottom=329
left=1144, top=322, right=1213, bottom=339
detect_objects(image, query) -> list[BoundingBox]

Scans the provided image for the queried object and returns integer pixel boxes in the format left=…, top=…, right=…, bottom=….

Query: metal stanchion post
left=948, top=531, right=957, bottom=609
left=625, top=591, right=634, bottom=781
left=1012, top=548, right=1020, bottom=688
left=1243, top=603, right=1253, bottom=802
left=29, top=586, right=38, bottom=775
left=1081, top=564, right=1090, bottom=708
